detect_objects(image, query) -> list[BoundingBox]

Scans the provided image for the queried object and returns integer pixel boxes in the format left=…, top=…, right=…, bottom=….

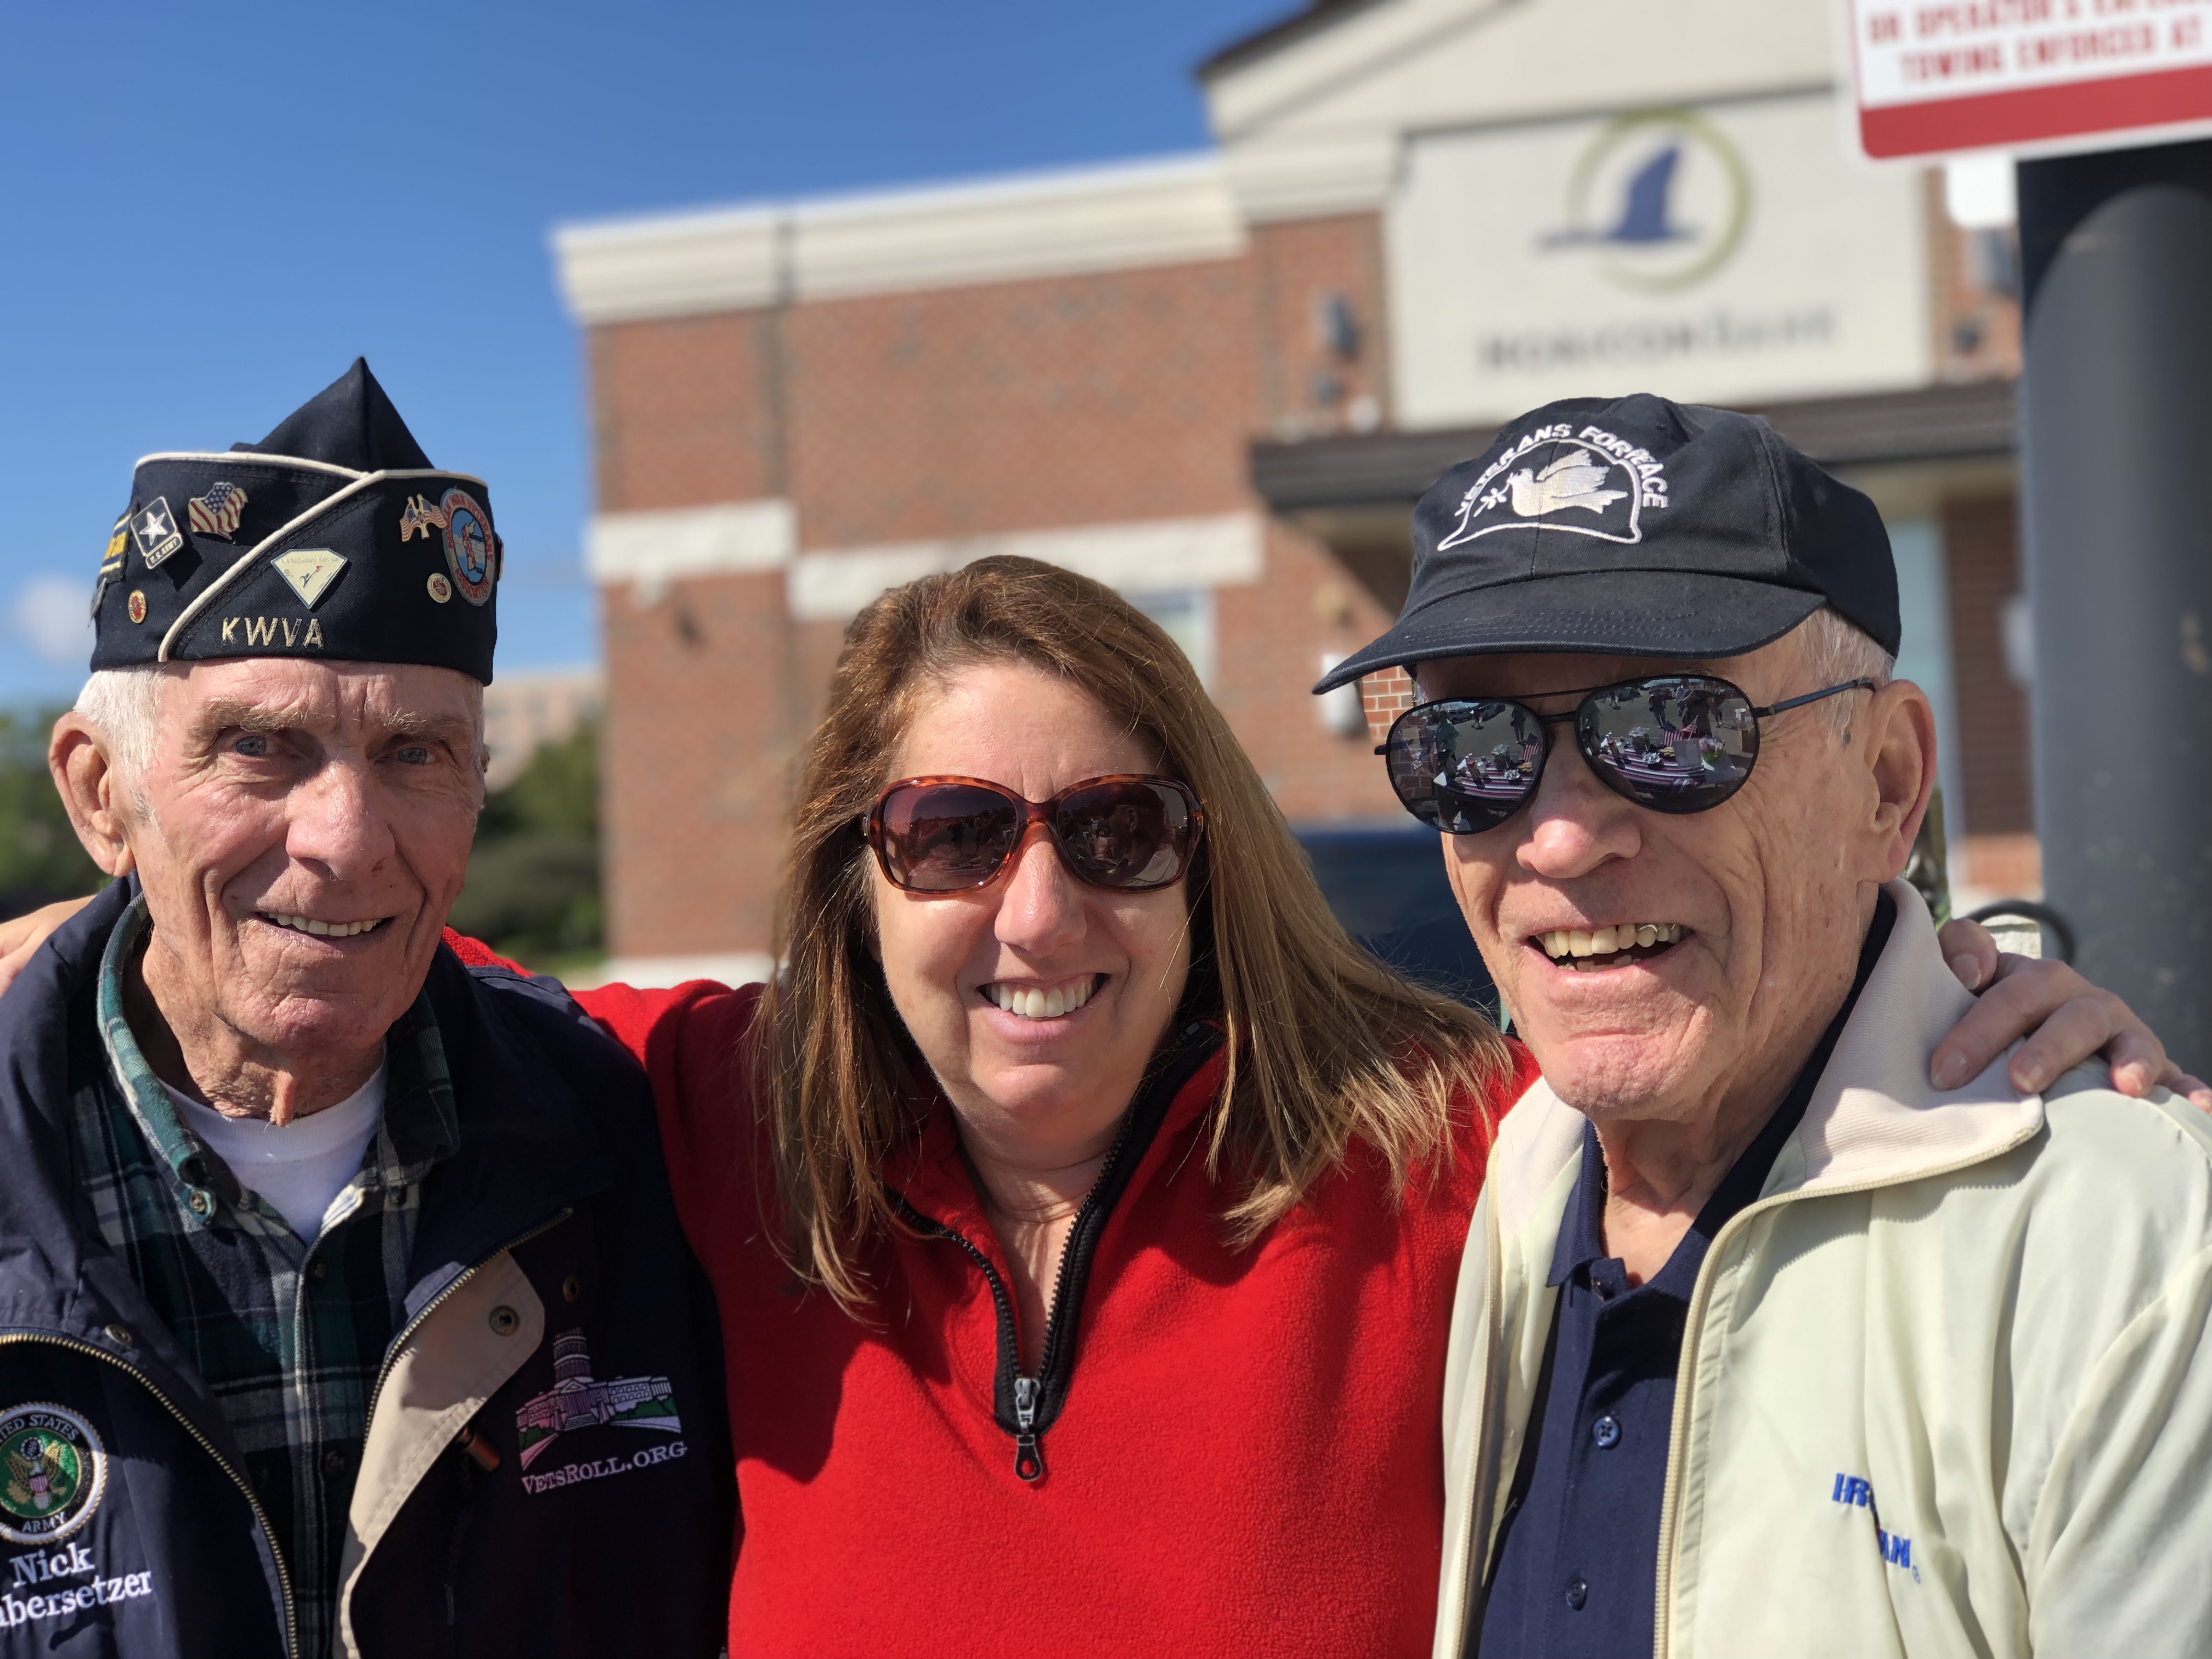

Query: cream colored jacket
left=1434, top=881, right=2212, bottom=1658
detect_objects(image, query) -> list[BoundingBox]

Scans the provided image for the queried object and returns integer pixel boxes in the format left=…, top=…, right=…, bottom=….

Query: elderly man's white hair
left=73, top=665, right=180, bottom=789
left=1796, top=606, right=1894, bottom=742
left=74, top=665, right=489, bottom=795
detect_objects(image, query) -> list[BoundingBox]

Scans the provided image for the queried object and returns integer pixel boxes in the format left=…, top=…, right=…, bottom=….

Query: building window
left=1889, top=519, right=1967, bottom=839
left=1126, top=590, right=1217, bottom=690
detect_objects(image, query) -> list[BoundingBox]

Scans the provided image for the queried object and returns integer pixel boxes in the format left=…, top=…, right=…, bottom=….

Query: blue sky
left=0, top=0, right=1288, bottom=708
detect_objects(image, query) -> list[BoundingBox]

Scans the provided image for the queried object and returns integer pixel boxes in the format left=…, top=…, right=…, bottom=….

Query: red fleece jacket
left=445, top=934, right=1534, bottom=1658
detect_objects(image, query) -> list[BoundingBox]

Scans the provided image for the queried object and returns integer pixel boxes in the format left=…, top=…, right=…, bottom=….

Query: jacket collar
left=884, top=1020, right=1229, bottom=1236
left=1490, top=879, right=2044, bottom=1234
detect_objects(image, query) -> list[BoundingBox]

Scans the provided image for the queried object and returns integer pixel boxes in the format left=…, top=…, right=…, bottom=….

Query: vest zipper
left=1012, top=1376, right=1042, bottom=1482
left=900, top=1206, right=1075, bottom=1483
left=0, top=1331, right=297, bottom=1659
left=896, top=1025, right=1220, bottom=1484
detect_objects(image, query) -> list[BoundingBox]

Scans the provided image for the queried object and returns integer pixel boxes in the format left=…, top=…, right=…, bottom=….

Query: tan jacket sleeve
left=2026, top=1239, right=2212, bottom=1657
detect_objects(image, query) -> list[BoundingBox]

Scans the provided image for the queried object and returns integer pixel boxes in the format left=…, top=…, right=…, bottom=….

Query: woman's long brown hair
left=760, top=555, right=1513, bottom=1308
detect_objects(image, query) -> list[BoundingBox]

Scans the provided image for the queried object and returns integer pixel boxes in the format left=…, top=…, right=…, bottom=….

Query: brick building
left=552, top=0, right=2032, bottom=985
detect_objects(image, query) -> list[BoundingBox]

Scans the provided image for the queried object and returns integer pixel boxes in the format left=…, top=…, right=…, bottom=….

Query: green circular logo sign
left=0, top=1404, right=105, bottom=1545
left=1553, top=109, right=1752, bottom=295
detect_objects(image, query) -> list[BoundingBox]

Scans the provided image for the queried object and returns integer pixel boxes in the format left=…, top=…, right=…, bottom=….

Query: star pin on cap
left=91, top=358, right=503, bottom=684
left=1314, top=393, right=1898, bottom=693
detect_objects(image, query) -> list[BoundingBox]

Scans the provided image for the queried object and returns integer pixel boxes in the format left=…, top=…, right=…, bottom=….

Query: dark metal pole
left=2018, top=138, right=2212, bottom=1071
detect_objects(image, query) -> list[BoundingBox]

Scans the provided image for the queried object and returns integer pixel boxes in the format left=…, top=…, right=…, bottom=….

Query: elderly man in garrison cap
left=0, top=363, right=731, bottom=1659
left=1321, top=394, right=2212, bottom=1659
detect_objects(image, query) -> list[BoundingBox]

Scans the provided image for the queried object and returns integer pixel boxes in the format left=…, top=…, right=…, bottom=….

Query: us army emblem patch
left=127, top=499, right=184, bottom=570
left=0, top=1405, right=106, bottom=1546
left=270, top=548, right=347, bottom=608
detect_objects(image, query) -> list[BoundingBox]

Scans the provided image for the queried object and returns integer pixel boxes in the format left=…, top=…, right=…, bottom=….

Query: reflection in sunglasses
left=867, top=775, right=1204, bottom=893
left=1384, top=673, right=1867, bottom=834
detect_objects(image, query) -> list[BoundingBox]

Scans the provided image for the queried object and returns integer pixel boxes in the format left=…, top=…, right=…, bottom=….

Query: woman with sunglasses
left=0, top=558, right=2180, bottom=1654
left=504, top=555, right=1522, bottom=1654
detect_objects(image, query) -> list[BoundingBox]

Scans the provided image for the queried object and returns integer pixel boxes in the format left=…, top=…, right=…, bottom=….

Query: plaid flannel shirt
left=74, top=896, right=458, bottom=1659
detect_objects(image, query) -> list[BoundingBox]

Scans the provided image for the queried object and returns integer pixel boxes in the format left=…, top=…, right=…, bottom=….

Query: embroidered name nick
left=220, top=617, right=325, bottom=649
left=0, top=1543, right=151, bottom=1627
left=1831, top=1472, right=1919, bottom=1579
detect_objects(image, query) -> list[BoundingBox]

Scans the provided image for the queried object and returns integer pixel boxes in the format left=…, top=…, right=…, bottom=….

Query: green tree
left=0, top=708, right=105, bottom=921
left=448, top=722, right=603, bottom=969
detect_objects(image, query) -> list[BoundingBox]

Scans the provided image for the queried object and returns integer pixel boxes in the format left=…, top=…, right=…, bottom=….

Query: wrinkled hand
left=1932, top=916, right=2212, bottom=1109
left=0, top=896, right=95, bottom=1001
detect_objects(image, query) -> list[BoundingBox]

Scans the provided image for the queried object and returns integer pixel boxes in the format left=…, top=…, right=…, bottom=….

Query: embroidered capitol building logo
left=514, top=1331, right=681, bottom=1470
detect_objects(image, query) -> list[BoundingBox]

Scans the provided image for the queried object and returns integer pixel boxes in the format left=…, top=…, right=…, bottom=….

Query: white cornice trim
left=553, top=211, right=785, bottom=323
left=1220, top=131, right=1399, bottom=222
left=554, top=154, right=1246, bottom=326
left=585, top=501, right=798, bottom=585
left=584, top=952, right=773, bottom=991
left=786, top=512, right=1265, bottom=622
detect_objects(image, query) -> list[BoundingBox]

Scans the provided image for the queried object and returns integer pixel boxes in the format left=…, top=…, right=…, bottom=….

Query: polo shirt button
left=323, top=1448, right=348, bottom=1478
left=488, top=1306, right=520, bottom=1337
left=1592, top=1415, right=1621, bottom=1448
left=307, top=1257, right=329, bottom=1283
left=1565, top=1575, right=1589, bottom=1611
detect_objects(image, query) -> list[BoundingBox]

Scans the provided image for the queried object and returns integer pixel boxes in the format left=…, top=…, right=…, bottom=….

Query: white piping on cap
left=133, top=451, right=490, bottom=492
left=153, top=464, right=474, bottom=663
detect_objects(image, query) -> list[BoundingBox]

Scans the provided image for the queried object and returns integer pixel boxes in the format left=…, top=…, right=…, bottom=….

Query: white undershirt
left=160, top=1064, right=387, bottom=1241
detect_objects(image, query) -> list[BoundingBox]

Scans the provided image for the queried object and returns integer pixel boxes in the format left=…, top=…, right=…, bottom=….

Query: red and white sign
left=1848, top=0, right=2212, bottom=159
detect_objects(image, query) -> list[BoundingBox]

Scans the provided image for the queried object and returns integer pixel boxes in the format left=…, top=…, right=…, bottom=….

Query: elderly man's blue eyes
left=226, top=737, right=437, bottom=765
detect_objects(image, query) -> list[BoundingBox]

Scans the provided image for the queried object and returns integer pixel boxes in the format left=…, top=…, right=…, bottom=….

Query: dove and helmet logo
left=1435, top=421, right=1672, bottom=552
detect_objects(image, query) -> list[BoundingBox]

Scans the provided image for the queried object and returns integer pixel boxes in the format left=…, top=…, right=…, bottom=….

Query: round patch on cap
left=438, top=489, right=494, bottom=606
left=0, top=1404, right=107, bottom=1545
left=126, top=591, right=146, bottom=625
left=426, top=572, right=453, bottom=605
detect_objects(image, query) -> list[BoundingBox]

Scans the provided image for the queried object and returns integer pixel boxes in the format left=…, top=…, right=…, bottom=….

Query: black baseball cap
left=1313, top=393, right=1898, bottom=693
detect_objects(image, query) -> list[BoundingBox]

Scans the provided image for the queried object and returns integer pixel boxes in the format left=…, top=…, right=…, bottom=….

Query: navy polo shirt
left=1474, top=893, right=1895, bottom=1658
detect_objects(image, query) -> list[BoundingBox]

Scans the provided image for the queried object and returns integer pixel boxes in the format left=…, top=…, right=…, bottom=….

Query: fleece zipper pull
left=1013, top=1375, right=1045, bottom=1482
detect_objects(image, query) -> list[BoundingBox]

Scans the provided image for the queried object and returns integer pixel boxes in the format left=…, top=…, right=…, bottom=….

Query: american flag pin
left=187, top=482, right=248, bottom=541
left=399, top=494, right=451, bottom=541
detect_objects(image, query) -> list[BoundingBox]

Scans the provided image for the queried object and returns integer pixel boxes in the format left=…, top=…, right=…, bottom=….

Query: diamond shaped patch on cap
left=270, top=548, right=348, bottom=608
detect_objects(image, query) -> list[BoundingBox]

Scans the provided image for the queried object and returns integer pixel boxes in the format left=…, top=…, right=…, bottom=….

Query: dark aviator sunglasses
left=864, top=774, right=1206, bottom=894
left=1380, top=674, right=1876, bottom=834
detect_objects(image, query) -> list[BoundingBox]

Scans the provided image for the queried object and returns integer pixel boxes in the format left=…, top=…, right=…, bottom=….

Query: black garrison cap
left=1314, top=393, right=1898, bottom=692
left=91, top=359, right=501, bottom=683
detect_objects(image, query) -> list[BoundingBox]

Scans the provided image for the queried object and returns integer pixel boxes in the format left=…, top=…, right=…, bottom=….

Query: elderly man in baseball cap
left=1322, top=394, right=2212, bottom=1658
left=0, top=363, right=731, bottom=1658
